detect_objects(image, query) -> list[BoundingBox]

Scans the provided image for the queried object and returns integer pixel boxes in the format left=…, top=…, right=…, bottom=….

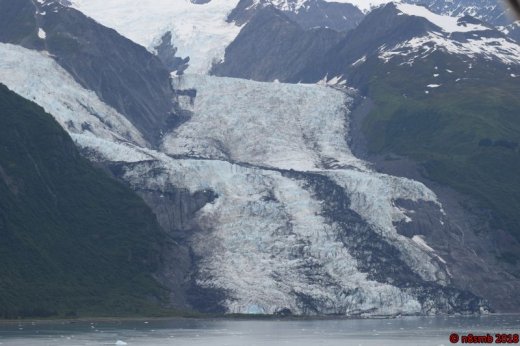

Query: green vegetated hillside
left=0, top=84, right=169, bottom=318
left=359, top=56, right=520, bottom=257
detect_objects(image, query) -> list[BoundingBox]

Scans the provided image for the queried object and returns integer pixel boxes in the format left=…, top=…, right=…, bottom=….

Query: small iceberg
left=115, top=341, right=128, bottom=346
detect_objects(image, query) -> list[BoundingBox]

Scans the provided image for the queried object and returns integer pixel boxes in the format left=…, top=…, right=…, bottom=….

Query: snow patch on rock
left=38, top=28, right=47, bottom=39
left=379, top=33, right=520, bottom=65
left=396, top=3, right=489, bottom=33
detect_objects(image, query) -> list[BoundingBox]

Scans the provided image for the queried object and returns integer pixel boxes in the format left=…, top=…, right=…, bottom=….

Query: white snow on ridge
left=0, top=43, right=147, bottom=147
left=69, top=0, right=241, bottom=74
left=327, top=0, right=397, bottom=13
left=379, top=33, right=520, bottom=65
left=254, top=0, right=396, bottom=13
left=265, top=0, right=309, bottom=11
left=396, top=3, right=489, bottom=33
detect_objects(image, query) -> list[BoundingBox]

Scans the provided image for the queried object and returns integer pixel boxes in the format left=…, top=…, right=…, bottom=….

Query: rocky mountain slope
left=228, top=0, right=364, bottom=31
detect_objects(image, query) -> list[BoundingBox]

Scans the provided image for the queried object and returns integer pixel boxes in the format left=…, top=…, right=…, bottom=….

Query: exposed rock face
left=213, top=7, right=343, bottom=81
left=228, top=0, right=364, bottom=31
left=216, top=3, right=520, bottom=84
left=155, top=32, right=190, bottom=76
left=107, top=160, right=219, bottom=310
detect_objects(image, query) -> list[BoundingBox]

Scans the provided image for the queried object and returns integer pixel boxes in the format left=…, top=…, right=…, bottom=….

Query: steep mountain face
left=296, top=3, right=520, bottom=81
left=0, top=83, right=168, bottom=318
left=213, top=7, right=343, bottom=81
left=228, top=0, right=364, bottom=31
left=69, top=0, right=242, bottom=74
left=406, top=0, right=513, bottom=26
left=326, top=0, right=514, bottom=26
left=214, top=3, right=520, bottom=82
left=0, top=0, right=177, bottom=144
left=502, top=21, right=520, bottom=41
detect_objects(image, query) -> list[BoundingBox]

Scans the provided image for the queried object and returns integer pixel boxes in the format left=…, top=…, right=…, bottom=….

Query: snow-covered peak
left=265, top=0, right=309, bottom=11
left=396, top=3, right=490, bottom=32
left=327, top=0, right=398, bottom=13
left=69, top=0, right=242, bottom=74
left=258, top=0, right=396, bottom=13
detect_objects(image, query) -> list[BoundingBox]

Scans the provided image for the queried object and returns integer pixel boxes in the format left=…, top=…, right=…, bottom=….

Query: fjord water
left=1, top=315, right=519, bottom=346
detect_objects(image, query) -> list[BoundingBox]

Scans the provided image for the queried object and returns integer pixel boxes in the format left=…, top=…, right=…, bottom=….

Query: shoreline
left=0, top=311, right=508, bottom=325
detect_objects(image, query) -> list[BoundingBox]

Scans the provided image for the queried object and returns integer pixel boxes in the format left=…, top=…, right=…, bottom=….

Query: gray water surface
left=0, top=315, right=519, bottom=346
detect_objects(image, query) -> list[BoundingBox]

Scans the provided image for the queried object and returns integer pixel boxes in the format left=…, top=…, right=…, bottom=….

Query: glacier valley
left=0, top=42, right=486, bottom=315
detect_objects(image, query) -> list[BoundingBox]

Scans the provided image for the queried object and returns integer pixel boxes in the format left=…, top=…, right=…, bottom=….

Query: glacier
left=0, top=43, right=147, bottom=148
left=164, top=75, right=366, bottom=171
left=68, top=0, right=242, bottom=74
left=0, top=43, right=483, bottom=315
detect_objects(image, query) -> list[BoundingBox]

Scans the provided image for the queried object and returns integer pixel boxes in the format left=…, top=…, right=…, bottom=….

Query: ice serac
left=159, top=74, right=485, bottom=315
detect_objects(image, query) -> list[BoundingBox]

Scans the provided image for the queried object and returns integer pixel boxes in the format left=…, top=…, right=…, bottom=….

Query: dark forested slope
left=0, top=84, right=168, bottom=318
